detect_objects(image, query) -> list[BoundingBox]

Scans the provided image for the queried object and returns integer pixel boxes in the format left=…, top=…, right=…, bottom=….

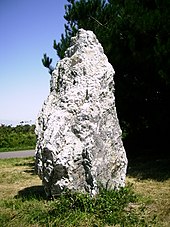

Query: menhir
left=35, top=29, right=128, bottom=198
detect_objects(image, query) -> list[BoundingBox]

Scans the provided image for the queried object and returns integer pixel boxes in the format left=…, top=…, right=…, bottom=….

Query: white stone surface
left=35, top=29, right=128, bottom=197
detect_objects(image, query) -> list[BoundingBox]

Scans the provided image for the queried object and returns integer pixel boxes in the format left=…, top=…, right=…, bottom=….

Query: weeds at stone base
left=0, top=157, right=163, bottom=226
left=0, top=185, right=157, bottom=227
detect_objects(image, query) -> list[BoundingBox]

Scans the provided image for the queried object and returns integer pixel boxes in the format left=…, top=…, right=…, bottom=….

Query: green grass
left=0, top=156, right=169, bottom=226
left=0, top=146, right=35, bottom=152
left=0, top=186, right=157, bottom=227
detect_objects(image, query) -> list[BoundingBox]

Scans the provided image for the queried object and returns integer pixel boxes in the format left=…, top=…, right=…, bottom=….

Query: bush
left=0, top=124, right=36, bottom=151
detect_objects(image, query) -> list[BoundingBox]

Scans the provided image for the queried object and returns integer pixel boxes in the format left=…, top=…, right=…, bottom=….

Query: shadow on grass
left=127, top=149, right=170, bottom=181
left=15, top=185, right=47, bottom=200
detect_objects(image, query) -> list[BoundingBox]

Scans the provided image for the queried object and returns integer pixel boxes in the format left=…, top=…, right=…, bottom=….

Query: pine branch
left=42, top=54, right=54, bottom=75
left=90, top=16, right=109, bottom=30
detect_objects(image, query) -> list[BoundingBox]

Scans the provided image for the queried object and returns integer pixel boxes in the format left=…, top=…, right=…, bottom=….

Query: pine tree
left=42, top=0, right=170, bottom=152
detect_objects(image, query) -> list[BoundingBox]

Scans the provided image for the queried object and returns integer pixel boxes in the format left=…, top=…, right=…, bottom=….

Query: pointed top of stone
left=65, top=28, right=104, bottom=58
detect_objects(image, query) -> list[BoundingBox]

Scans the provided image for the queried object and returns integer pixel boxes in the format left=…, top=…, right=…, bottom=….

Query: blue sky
left=0, top=0, right=68, bottom=125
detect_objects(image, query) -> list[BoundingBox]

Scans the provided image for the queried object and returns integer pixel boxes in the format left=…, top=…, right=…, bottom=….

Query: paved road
left=0, top=150, right=35, bottom=159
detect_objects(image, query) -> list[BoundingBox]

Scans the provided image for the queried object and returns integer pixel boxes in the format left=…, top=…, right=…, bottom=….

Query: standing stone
left=35, top=29, right=128, bottom=198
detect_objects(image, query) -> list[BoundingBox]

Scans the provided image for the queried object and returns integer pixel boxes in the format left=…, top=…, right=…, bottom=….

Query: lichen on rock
left=35, top=29, right=128, bottom=198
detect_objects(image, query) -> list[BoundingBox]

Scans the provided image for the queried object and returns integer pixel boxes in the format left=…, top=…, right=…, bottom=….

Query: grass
left=127, top=152, right=170, bottom=227
left=0, top=155, right=169, bottom=226
left=0, top=146, right=35, bottom=152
